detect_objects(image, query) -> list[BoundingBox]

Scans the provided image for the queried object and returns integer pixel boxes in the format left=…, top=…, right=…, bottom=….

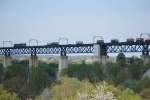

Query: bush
left=78, top=82, right=117, bottom=100
left=51, top=77, right=117, bottom=100
left=64, top=63, right=103, bottom=83
left=3, top=62, right=57, bottom=99
left=128, top=58, right=144, bottom=80
left=119, top=89, right=142, bottom=100
left=51, top=77, right=82, bottom=100
left=139, top=76, right=150, bottom=89
left=51, top=77, right=143, bottom=100
left=124, top=80, right=142, bottom=92
left=106, top=62, right=128, bottom=85
left=4, top=63, right=28, bottom=80
left=0, top=85, right=19, bottom=100
left=29, top=67, right=51, bottom=97
left=142, top=62, right=150, bottom=74
left=116, top=53, right=126, bottom=67
left=140, top=88, right=150, bottom=100
left=0, top=64, right=4, bottom=83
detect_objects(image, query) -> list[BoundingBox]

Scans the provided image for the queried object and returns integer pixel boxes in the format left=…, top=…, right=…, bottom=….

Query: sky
left=0, top=0, right=150, bottom=46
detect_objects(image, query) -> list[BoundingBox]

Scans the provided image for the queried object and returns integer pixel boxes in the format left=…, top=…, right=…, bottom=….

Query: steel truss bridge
left=0, top=42, right=150, bottom=57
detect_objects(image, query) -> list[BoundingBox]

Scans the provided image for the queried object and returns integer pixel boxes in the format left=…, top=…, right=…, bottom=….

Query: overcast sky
left=0, top=0, right=150, bottom=46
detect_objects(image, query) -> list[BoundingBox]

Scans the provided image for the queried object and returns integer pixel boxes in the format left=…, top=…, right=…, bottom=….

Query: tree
left=106, top=62, right=120, bottom=84
left=143, top=62, right=150, bottom=74
left=116, top=53, right=126, bottom=67
left=3, top=61, right=58, bottom=99
left=139, top=76, right=150, bottom=89
left=64, top=63, right=103, bottom=83
left=0, top=64, right=4, bottom=83
left=124, top=79, right=142, bottom=92
left=29, top=67, right=50, bottom=98
left=128, top=58, right=144, bottom=80
left=38, top=62, right=58, bottom=82
left=50, top=77, right=143, bottom=100
left=4, top=63, right=28, bottom=80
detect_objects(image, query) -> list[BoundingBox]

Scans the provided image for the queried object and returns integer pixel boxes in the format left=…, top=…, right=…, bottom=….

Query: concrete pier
left=57, top=56, right=68, bottom=80
left=29, top=56, right=38, bottom=68
left=142, top=55, right=150, bottom=64
left=3, top=56, right=12, bottom=68
left=93, top=44, right=101, bottom=63
left=93, top=44, right=107, bottom=65
left=100, top=55, right=108, bottom=65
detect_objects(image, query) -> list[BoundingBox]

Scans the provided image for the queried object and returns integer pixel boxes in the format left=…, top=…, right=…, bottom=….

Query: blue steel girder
left=106, top=43, right=150, bottom=53
left=66, top=45, right=94, bottom=54
left=0, top=44, right=94, bottom=56
left=0, top=42, right=149, bottom=56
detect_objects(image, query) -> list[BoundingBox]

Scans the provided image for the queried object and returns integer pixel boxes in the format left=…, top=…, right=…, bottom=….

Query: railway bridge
left=1, top=37, right=150, bottom=79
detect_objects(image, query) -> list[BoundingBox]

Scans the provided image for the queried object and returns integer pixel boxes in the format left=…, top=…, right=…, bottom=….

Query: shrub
left=106, top=62, right=128, bottom=85
left=51, top=77, right=117, bottom=100
left=140, top=88, right=150, bottom=100
left=128, top=58, right=144, bottom=80
left=119, top=89, right=142, bottom=100
left=0, top=85, right=19, bottom=100
left=78, top=82, right=117, bottom=100
left=124, top=80, right=142, bottom=92
left=0, top=64, right=4, bottom=83
left=116, top=53, right=126, bottom=67
left=51, top=77, right=82, bottom=100
left=64, top=63, right=103, bottom=83
left=139, top=76, right=150, bottom=89
left=50, top=77, right=144, bottom=100
left=29, top=67, right=51, bottom=97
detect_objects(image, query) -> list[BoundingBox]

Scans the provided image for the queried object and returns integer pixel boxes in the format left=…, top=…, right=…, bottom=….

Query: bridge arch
left=92, top=35, right=104, bottom=43
left=140, top=33, right=150, bottom=39
left=29, top=39, right=38, bottom=46
left=3, top=41, right=13, bottom=47
left=58, top=37, right=68, bottom=45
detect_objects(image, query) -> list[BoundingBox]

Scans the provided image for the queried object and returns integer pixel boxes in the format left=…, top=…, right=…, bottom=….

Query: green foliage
left=2, top=61, right=58, bottom=99
left=51, top=77, right=82, bottom=100
left=51, top=77, right=116, bottom=100
left=124, top=80, right=142, bottom=92
left=29, top=66, right=52, bottom=97
left=128, top=58, right=144, bottom=80
left=4, top=62, right=28, bottom=80
left=106, top=62, right=128, bottom=85
left=116, top=53, right=126, bottom=67
left=139, top=76, right=150, bottom=89
left=0, top=64, right=4, bottom=83
left=51, top=77, right=143, bottom=100
left=106, top=62, right=120, bottom=79
left=64, top=62, right=103, bottom=83
left=0, top=56, right=149, bottom=99
left=115, top=70, right=128, bottom=85
left=39, top=62, right=58, bottom=81
left=79, top=82, right=117, bottom=100
left=0, top=85, right=19, bottom=100
left=119, top=89, right=142, bottom=100
left=143, top=62, right=150, bottom=74
left=140, top=88, right=150, bottom=100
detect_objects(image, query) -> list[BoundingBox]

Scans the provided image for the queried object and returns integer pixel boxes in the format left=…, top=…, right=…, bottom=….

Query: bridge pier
left=142, top=55, right=150, bottom=64
left=93, top=44, right=101, bottom=63
left=3, top=56, right=12, bottom=68
left=142, top=48, right=150, bottom=64
left=57, top=56, right=68, bottom=80
left=100, top=55, right=108, bottom=65
left=93, top=43, right=108, bottom=65
left=29, top=55, right=38, bottom=68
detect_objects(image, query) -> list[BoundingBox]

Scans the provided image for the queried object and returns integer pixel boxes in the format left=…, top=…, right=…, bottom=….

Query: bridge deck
left=0, top=42, right=149, bottom=56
